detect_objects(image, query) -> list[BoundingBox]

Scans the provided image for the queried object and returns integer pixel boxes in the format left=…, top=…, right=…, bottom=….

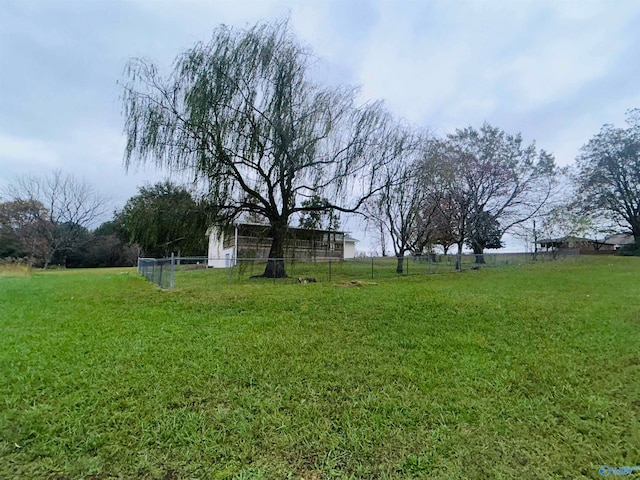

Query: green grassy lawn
left=1, top=258, right=639, bottom=479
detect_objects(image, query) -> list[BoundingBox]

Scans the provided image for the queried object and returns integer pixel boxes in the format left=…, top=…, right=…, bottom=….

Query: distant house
left=207, top=222, right=358, bottom=268
left=536, top=236, right=615, bottom=254
left=604, top=233, right=635, bottom=250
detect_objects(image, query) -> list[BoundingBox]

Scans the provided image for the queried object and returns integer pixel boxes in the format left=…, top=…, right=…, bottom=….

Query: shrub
left=617, top=240, right=640, bottom=256
left=0, top=258, right=32, bottom=276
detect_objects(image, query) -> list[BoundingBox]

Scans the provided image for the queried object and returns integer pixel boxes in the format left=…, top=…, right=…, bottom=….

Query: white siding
left=208, top=228, right=236, bottom=268
left=344, top=240, right=356, bottom=259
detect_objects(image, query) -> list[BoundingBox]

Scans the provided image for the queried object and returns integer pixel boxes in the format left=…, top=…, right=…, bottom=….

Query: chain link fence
left=137, top=250, right=580, bottom=289
left=137, top=255, right=209, bottom=289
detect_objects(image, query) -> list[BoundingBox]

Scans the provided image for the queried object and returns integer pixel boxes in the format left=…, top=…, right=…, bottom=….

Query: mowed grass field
left=1, top=258, right=639, bottom=479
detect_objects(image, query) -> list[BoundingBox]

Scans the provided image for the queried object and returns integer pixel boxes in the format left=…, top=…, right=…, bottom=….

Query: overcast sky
left=1, top=0, right=639, bottom=250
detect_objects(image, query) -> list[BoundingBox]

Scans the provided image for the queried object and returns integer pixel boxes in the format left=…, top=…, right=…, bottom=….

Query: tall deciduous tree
left=2, top=171, right=109, bottom=268
left=466, top=211, right=503, bottom=255
left=412, top=141, right=460, bottom=256
left=115, top=181, right=209, bottom=257
left=0, top=199, right=49, bottom=260
left=424, top=123, right=557, bottom=264
left=121, top=19, right=390, bottom=277
left=419, top=139, right=472, bottom=267
left=576, top=108, right=640, bottom=244
left=364, top=126, right=429, bottom=273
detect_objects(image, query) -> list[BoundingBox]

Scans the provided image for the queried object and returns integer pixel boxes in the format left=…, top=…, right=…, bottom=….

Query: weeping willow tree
left=121, top=18, right=391, bottom=277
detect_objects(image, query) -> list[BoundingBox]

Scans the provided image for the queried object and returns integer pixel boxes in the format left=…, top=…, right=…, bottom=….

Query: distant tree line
left=0, top=175, right=209, bottom=268
left=363, top=122, right=558, bottom=272
left=0, top=171, right=120, bottom=268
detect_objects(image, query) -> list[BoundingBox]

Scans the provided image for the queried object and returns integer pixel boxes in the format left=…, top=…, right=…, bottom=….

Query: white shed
left=343, top=234, right=359, bottom=259
left=206, top=226, right=237, bottom=268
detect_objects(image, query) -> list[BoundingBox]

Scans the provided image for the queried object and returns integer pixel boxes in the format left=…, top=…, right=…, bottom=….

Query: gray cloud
left=1, top=0, right=639, bottom=223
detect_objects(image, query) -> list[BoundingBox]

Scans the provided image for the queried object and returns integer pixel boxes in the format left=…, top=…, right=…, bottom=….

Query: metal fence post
left=170, top=253, right=175, bottom=290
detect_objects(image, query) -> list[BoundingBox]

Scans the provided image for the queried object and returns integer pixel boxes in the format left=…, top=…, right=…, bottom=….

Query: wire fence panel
left=137, top=255, right=210, bottom=289
left=137, top=250, right=581, bottom=289
left=137, top=257, right=174, bottom=289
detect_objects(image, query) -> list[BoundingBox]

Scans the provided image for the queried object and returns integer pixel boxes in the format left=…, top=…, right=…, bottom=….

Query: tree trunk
left=379, top=223, right=387, bottom=257
left=632, top=223, right=640, bottom=249
left=396, top=254, right=404, bottom=274
left=455, top=242, right=463, bottom=271
left=262, top=226, right=287, bottom=278
left=43, top=250, right=54, bottom=270
left=472, top=244, right=485, bottom=264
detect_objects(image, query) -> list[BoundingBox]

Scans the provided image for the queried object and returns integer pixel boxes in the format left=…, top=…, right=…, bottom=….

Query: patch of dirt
left=625, top=357, right=640, bottom=366
left=338, top=280, right=378, bottom=287
left=297, top=470, right=323, bottom=480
